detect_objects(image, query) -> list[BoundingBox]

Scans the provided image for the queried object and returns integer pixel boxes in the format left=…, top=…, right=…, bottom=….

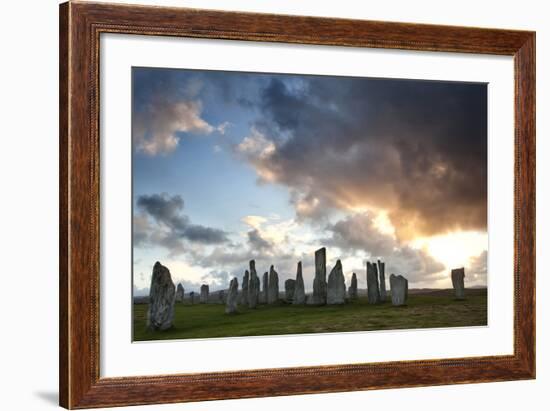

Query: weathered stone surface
left=240, top=270, right=249, bottom=306
left=176, top=283, right=184, bottom=303
left=312, top=247, right=327, bottom=305
left=390, top=274, right=408, bottom=306
left=189, top=291, right=195, bottom=304
left=285, top=279, right=296, bottom=302
left=248, top=260, right=260, bottom=308
left=327, top=260, right=346, bottom=305
left=225, top=277, right=239, bottom=314
left=348, top=272, right=358, bottom=300
left=378, top=260, right=387, bottom=302
left=268, top=265, right=279, bottom=304
left=366, top=261, right=380, bottom=304
left=147, top=262, right=175, bottom=331
left=451, top=267, right=466, bottom=300
left=293, top=262, right=306, bottom=305
left=260, top=272, right=268, bottom=304
left=200, top=284, right=209, bottom=304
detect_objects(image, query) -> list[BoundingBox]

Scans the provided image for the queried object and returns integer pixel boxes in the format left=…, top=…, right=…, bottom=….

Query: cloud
left=202, top=270, right=232, bottom=289
left=135, top=194, right=228, bottom=251
left=326, top=212, right=445, bottom=284
left=216, top=121, right=231, bottom=135
left=467, top=250, right=487, bottom=285
left=247, top=229, right=273, bottom=251
left=237, top=76, right=487, bottom=239
left=132, top=68, right=237, bottom=156
left=328, top=213, right=396, bottom=255
left=134, top=99, right=215, bottom=156
left=241, top=215, right=267, bottom=229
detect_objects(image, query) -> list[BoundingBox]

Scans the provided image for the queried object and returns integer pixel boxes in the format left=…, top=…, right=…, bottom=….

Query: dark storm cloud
left=326, top=213, right=445, bottom=283
left=136, top=193, right=228, bottom=247
left=239, top=76, right=487, bottom=239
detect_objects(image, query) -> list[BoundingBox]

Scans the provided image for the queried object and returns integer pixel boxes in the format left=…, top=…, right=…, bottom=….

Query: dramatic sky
left=132, top=67, right=488, bottom=296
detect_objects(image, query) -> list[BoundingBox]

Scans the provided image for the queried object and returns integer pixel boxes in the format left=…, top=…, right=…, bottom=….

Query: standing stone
left=240, top=270, right=249, bottom=306
left=260, top=272, right=269, bottom=304
left=348, top=273, right=358, bottom=300
left=200, top=284, right=209, bottom=304
left=451, top=268, right=466, bottom=300
left=189, top=291, right=195, bottom=304
left=327, top=260, right=346, bottom=305
left=285, top=279, right=296, bottom=302
left=147, top=262, right=175, bottom=331
left=225, top=277, right=239, bottom=314
left=218, top=290, right=225, bottom=304
left=268, top=265, right=279, bottom=304
left=366, top=261, right=380, bottom=304
left=293, top=262, right=306, bottom=305
left=248, top=260, right=260, bottom=308
left=312, top=247, right=327, bottom=305
left=378, top=260, right=387, bottom=302
left=176, top=283, right=184, bottom=303
left=390, top=274, right=408, bottom=306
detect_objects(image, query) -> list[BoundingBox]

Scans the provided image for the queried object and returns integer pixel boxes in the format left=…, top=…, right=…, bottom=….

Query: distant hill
left=134, top=287, right=487, bottom=304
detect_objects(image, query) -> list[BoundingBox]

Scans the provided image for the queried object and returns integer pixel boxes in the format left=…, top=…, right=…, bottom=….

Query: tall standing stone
left=390, top=274, right=408, bottom=306
left=225, top=277, right=239, bottom=314
left=147, top=262, right=175, bottom=331
left=327, top=260, right=346, bottom=305
left=268, top=265, right=279, bottom=304
left=248, top=260, right=260, bottom=308
left=260, top=271, right=269, bottom=304
left=200, top=284, right=209, bottom=304
left=312, top=247, right=327, bottom=305
left=241, top=270, right=249, bottom=306
left=451, top=268, right=466, bottom=300
left=348, top=272, right=358, bottom=300
left=366, top=261, right=380, bottom=304
left=293, top=262, right=306, bottom=305
left=378, top=260, right=387, bottom=302
left=176, top=283, right=184, bottom=303
left=285, top=279, right=296, bottom=302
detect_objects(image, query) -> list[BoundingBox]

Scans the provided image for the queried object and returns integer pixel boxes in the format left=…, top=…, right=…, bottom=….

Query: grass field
left=133, top=289, right=487, bottom=341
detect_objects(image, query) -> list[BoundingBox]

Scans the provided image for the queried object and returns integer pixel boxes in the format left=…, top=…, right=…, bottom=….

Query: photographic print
left=132, top=67, right=488, bottom=341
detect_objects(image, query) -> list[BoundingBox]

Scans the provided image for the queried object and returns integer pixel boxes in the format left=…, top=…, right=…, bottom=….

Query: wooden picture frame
left=59, top=1, right=535, bottom=408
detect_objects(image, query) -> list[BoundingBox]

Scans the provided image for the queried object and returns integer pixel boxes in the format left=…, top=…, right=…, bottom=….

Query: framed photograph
left=59, top=1, right=535, bottom=409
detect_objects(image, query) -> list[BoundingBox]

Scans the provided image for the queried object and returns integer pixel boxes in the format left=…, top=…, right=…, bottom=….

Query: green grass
left=133, top=290, right=487, bottom=341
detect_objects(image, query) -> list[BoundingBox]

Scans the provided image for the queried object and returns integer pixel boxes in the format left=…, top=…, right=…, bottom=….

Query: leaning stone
left=176, top=283, right=184, bottom=303
left=248, top=260, right=260, bottom=308
left=312, top=247, right=327, bottom=305
left=293, top=262, right=306, bottom=305
left=285, top=279, right=296, bottom=302
left=225, top=277, right=239, bottom=314
left=451, top=268, right=466, bottom=300
left=268, top=265, right=279, bottom=304
left=367, top=261, right=380, bottom=304
left=327, top=260, right=346, bottom=305
left=390, top=274, right=408, bottom=306
left=378, top=260, right=387, bottom=302
left=348, top=272, right=358, bottom=300
left=147, top=262, right=176, bottom=331
left=200, top=284, right=209, bottom=304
